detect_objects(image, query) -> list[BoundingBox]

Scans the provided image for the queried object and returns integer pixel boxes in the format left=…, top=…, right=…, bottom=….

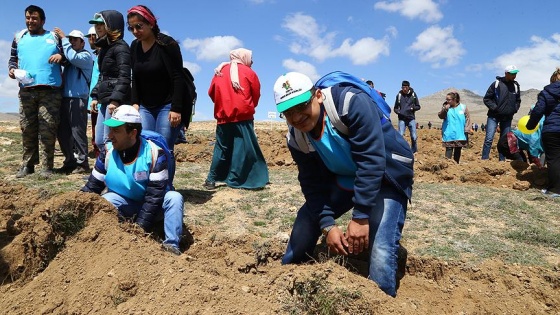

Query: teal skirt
left=206, top=120, right=269, bottom=189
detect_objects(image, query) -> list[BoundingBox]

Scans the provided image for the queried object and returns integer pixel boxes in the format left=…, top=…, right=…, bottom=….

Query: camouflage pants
left=19, top=87, right=62, bottom=171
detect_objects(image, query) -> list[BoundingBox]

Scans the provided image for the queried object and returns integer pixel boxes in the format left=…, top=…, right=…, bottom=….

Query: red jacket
left=208, top=63, right=261, bottom=124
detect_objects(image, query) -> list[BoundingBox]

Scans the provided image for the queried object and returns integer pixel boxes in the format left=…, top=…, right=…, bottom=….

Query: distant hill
left=400, top=88, right=541, bottom=129
left=0, top=113, right=18, bottom=121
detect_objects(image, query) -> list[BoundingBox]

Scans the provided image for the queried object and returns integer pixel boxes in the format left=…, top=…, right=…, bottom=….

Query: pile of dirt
left=0, top=184, right=558, bottom=314
left=1, top=123, right=558, bottom=314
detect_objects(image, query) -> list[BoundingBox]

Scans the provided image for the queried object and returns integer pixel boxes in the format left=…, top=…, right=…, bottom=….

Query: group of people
left=419, top=64, right=559, bottom=197
left=8, top=4, right=559, bottom=300
left=8, top=5, right=268, bottom=256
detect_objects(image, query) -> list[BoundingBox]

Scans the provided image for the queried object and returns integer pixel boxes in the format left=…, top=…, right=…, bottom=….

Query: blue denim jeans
left=138, top=103, right=181, bottom=152
left=102, top=191, right=184, bottom=249
left=94, top=103, right=110, bottom=155
left=481, top=116, right=511, bottom=161
left=282, top=185, right=407, bottom=297
left=398, top=119, right=417, bottom=153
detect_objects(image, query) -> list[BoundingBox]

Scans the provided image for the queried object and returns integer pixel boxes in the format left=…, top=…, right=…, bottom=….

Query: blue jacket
left=61, top=38, right=93, bottom=99
left=288, top=85, right=414, bottom=229
left=81, top=137, right=169, bottom=230
left=527, top=81, right=560, bottom=134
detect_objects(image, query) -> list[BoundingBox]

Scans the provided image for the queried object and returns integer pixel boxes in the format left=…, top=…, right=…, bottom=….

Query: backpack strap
left=146, top=140, right=159, bottom=173
left=322, top=87, right=350, bottom=135
left=495, top=79, right=519, bottom=101
left=289, top=128, right=313, bottom=154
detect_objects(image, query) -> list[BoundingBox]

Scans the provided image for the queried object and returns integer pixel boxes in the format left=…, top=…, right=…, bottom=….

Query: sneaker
left=16, top=165, right=34, bottom=178
left=162, top=244, right=181, bottom=256
left=203, top=180, right=216, bottom=190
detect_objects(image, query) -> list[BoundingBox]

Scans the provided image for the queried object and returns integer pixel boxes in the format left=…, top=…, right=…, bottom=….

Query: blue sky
left=1, top=0, right=559, bottom=121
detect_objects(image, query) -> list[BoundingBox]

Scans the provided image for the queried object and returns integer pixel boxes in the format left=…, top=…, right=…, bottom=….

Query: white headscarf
left=214, top=48, right=253, bottom=90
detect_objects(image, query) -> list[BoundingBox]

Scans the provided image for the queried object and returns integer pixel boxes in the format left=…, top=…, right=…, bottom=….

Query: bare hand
left=169, top=111, right=182, bottom=127
left=326, top=226, right=349, bottom=256
left=346, top=218, right=369, bottom=255
left=8, top=68, right=15, bottom=79
left=132, top=104, right=140, bottom=111
left=48, top=53, right=63, bottom=64
left=108, top=102, right=118, bottom=115
left=53, top=27, right=65, bottom=38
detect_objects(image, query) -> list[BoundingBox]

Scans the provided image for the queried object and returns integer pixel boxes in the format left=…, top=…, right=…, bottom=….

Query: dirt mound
left=1, top=184, right=558, bottom=314
left=0, top=123, right=558, bottom=314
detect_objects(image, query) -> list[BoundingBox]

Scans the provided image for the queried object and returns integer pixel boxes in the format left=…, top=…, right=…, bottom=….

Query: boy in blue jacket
left=274, top=72, right=414, bottom=297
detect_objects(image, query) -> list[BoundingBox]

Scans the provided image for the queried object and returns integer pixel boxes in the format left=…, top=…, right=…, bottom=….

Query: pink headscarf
left=214, top=48, right=253, bottom=91
left=127, top=5, right=157, bottom=26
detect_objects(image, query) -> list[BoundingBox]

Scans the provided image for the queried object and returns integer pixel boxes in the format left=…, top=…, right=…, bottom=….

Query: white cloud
left=408, top=25, right=465, bottom=68
left=0, top=76, right=19, bottom=98
left=374, top=0, right=443, bottom=23
left=183, top=61, right=201, bottom=75
left=386, top=26, right=398, bottom=38
left=0, top=40, right=19, bottom=101
left=489, top=34, right=560, bottom=90
left=282, top=59, right=320, bottom=82
left=182, top=36, right=243, bottom=62
left=282, top=13, right=390, bottom=65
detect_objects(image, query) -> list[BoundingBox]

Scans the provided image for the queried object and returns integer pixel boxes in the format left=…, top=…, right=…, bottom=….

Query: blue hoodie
left=61, top=38, right=93, bottom=98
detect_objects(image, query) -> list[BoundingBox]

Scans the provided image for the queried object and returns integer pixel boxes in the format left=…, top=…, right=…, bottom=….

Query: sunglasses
left=282, top=93, right=314, bottom=118
left=127, top=23, right=145, bottom=32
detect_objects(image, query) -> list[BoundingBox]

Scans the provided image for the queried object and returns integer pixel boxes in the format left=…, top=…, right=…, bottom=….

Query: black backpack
left=181, top=67, right=197, bottom=129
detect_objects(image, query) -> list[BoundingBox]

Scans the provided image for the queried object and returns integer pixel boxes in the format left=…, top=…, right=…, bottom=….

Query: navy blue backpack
left=315, top=71, right=392, bottom=124
left=141, top=130, right=176, bottom=191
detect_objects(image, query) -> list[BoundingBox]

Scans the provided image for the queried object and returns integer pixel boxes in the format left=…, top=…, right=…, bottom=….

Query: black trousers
left=542, top=132, right=560, bottom=194
left=57, top=97, right=89, bottom=167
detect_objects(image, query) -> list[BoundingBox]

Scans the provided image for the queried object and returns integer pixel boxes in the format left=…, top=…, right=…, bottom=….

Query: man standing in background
left=394, top=80, right=421, bottom=153
left=54, top=28, right=93, bottom=174
left=8, top=5, right=64, bottom=178
left=481, top=65, right=521, bottom=161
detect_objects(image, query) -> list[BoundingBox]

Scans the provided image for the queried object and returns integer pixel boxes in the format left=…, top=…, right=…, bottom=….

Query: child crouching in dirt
left=273, top=72, right=414, bottom=297
left=80, top=105, right=184, bottom=256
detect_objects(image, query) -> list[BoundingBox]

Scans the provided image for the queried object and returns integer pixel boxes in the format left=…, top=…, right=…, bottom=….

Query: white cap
left=67, top=30, right=84, bottom=41
left=104, top=105, right=142, bottom=127
left=273, top=72, right=314, bottom=113
left=505, top=65, right=519, bottom=74
left=85, top=26, right=96, bottom=37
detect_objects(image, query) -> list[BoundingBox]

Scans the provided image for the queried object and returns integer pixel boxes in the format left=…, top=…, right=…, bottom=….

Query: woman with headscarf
left=203, top=48, right=269, bottom=190
left=127, top=5, right=187, bottom=151
left=88, top=10, right=131, bottom=155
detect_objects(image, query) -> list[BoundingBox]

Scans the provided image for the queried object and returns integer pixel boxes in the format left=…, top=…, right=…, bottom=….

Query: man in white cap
left=273, top=72, right=414, bottom=297
left=481, top=65, right=521, bottom=160
left=81, top=105, right=184, bottom=256
left=53, top=27, right=93, bottom=174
